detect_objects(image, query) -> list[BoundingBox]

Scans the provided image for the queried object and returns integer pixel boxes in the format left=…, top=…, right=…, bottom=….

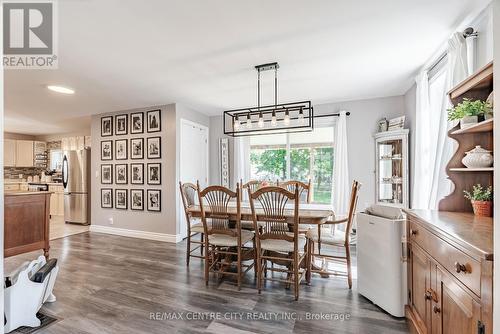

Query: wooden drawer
left=409, top=219, right=481, bottom=297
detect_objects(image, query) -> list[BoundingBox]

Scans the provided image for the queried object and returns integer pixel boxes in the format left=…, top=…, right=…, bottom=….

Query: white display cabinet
left=374, top=129, right=409, bottom=208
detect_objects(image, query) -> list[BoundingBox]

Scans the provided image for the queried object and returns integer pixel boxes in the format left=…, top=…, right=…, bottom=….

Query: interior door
left=434, top=267, right=482, bottom=334
left=410, top=244, right=432, bottom=332
left=180, top=120, right=208, bottom=239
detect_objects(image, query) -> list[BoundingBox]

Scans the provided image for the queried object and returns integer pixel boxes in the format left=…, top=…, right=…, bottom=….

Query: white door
left=180, top=119, right=208, bottom=239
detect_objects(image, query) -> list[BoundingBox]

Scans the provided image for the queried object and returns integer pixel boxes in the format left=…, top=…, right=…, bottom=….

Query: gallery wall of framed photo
left=99, top=109, right=163, bottom=213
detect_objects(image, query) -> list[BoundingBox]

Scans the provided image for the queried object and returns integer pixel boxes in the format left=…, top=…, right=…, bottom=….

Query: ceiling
left=4, top=0, right=491, bottom=135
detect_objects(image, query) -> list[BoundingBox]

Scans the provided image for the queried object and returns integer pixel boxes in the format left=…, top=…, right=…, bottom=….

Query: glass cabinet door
left=377, top=138, right=404, bottom=206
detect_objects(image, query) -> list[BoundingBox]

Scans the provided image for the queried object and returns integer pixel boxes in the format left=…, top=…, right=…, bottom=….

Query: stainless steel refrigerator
left=62, top=149, right=91, bottom=225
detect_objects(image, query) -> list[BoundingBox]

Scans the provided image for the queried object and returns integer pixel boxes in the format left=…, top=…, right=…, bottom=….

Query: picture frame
left=147, top=163, right=161, bottom=185
left=130, top=112, right=144, bottom=134
left=101, top=116, right=113, bottom=137
left=115, top=139, right=128, bottom=160
left=115, top=189, right=128, bottom=210
left=115, top=164, right=128, bottom=184
left=101, top=141, right=113, bottom=160
left=130, top=189, right=144, bottom=211
left=147, top=109, right=161, bottom=133
left=101, top=164, right=113, bottom=184
left=115, top=114, right=128, bottom=135
left=101, top=188, right=113, bottom=208
left=130, top=138, right=144, bottom=159
left=131, top=163, right=144, bottom=185
left=147, top=189, right=161, bottom=212
left=147, top=136, right=161, bottom=159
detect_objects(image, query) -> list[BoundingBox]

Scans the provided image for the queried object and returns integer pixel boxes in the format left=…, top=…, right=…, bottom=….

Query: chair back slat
left=345, top=181, right=361, bottom=236
left=277, top=180, right=311, bottom=203
left=197, top=183, right=240, bottom=237
left=179, top=182, right=198, bottom=229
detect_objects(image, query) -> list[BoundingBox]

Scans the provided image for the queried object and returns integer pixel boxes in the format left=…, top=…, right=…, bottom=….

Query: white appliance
left=357, top=205, right=407, bottom=317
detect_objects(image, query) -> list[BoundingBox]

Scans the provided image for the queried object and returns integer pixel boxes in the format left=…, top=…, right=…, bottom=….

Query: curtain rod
left=315, top=112, right=350, bottom=118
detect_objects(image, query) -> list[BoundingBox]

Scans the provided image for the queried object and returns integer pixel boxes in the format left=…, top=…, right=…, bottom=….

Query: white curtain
left=412, top=32, right=472, bottom=209
left=332, top=111, right=350, bottom=217
left=233, top=137, right=251, bottom=189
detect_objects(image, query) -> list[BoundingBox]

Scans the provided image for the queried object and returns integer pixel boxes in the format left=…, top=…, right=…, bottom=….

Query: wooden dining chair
left=277, top=180, right=312, bottom=203
left=249, top=186, right=311, bottom=300
left=307, top=180, right=361, bottom=288
left=197, top=182, right=255, bottom=290
left=179, top=182, right=205, bottom=266
left=240, top=180, right=266, bottom=231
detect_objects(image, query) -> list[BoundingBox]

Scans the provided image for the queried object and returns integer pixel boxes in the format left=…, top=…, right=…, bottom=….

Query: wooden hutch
left=405, top=62, right=494, bottom=334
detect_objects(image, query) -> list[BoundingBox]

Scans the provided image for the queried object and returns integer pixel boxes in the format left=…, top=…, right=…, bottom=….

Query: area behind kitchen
left=4, top=132, right=90, bottom=239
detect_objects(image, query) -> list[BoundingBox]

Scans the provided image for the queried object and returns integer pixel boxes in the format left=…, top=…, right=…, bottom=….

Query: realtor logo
left=3, top=1, right=58, bottom=69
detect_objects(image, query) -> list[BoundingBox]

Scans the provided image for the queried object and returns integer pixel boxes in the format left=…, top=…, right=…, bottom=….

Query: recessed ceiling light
left=47, top=85, right=75, bottom=94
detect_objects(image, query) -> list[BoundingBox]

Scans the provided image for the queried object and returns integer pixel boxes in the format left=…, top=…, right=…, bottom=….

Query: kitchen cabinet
left=4, top=183, right=20, bottom=191
left=4, top=140, right=16, bottom=166
left=61, top=136, right=88, bottom=151
left=49, top=184, right=64, bottom=216
left=15, top=140, right=34, bottom=167
left=405, top=210, right=492, bottom=334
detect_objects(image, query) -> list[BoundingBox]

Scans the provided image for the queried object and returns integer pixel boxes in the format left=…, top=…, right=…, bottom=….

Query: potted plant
left=447, top=98, right=492, bottom=129
left=463, top=184, right=493, bottom=217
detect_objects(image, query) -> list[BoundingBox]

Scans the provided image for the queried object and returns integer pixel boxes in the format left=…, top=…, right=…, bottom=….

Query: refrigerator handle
left=62, top=155, right=69, bottom=189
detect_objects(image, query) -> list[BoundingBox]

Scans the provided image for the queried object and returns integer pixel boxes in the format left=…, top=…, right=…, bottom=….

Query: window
left=250, top=127, right=334, bottom=203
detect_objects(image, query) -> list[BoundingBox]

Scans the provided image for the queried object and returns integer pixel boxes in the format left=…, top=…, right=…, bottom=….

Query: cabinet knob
left=410, top=229, right=418, bottom=236
left=455, top=262, right=468, bottom=274
left=424, top=291, right=432, bottom=300
left=433, top=305, right=441, bottom=314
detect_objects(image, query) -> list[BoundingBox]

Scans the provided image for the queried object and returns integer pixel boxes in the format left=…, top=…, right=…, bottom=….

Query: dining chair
left=179, top=182, right=205, bottom=266
left=197, top=182, right=255, bottom=290
left=306, top=180, right=361, bottom=288
left=249, top=186, right=311, bottom=301
left=277, top=180, right=312, bottom=203
left=240, top=179, right=266, bottom=231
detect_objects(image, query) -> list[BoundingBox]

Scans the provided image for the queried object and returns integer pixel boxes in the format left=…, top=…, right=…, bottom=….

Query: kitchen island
left=4, top=191, right=52, bottom=258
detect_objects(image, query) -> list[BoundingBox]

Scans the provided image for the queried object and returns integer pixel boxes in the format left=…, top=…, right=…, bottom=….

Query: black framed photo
left=130, top=138, right=144, bottom=159
left=101, top=141, right=113, bottom=160
left=130, top=112, right=144, bottom=134
left=115, top=189, right=128, bottom=210
left=101, top=164, right=113, bottom=184
left=147, top=109, right=161, bottom=133
left=147, top=137, right=161, bottom=159
left=115, top=139, right=128, bottom=160
left=101, top=188, right=113, bottom=208
left=115, top=164, right=128, bottom=184
left=130, top=189, right=144, bottom=211
left=101, top=116, right=113, bottom=137
left=115, top=114, right=128, bottom=135
left=147, top=163, right=161, bottom=185
left=147, top=189, right=161, bottom=212
left=131, top=163, right=144, bottom=184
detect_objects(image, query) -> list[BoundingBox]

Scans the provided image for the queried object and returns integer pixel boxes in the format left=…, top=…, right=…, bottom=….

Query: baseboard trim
left=89, top=225, right=182, bottom=243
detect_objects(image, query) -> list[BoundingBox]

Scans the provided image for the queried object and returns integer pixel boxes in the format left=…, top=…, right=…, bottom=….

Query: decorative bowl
left=462, top=145, right=493, bottom=168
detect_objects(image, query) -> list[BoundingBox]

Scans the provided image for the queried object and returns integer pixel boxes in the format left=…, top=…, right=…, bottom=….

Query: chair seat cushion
left=190, top=223, right=205, bottom=234
left=260, top=235, right=307, bottom=252
left=208, top=230, right=254, bottom=247
left=306, top=227, right=346, bottom=245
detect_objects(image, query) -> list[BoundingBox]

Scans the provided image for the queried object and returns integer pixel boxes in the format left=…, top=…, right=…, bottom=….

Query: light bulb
left=234, top=116, right=240, bottom=130
left=298, top=109, right=305, bottom=124
left=271, top=111, right=277, bottom=126
left=258, top=113, right=264, bottom=128
left=284, top=110, right=290, bottom=125
left=246, top=114, right=252, bottom=129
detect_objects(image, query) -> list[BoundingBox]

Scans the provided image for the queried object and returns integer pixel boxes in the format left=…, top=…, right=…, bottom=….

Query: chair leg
left=346, top=244, right=352, bottom=289
left=306, top=241, right=312, bottom=285
left=186, top=233, right=191, bottom=266
left=294, top=252, right=299, bottom=301
left=200, top=233, right=204, bottom=256
left=204, top=239, right=210, bottom=286
left=257, top=250, right=262, bottom=294
left=237, top=245, right=242, bottom=291
left=252, top=238, right=257, bottom=278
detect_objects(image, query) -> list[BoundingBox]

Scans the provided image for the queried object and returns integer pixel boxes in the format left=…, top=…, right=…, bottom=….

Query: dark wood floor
left=5, top=232, right=408, bottom=334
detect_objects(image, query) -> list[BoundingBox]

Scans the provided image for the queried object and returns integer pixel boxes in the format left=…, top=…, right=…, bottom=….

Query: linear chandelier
left=223, top=62, right=314, bottom=137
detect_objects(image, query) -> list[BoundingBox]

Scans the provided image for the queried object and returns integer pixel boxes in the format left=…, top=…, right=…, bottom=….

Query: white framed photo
left=115, top=114, right=128, bottom=135
left=130, top=112, right=144, bottom=134
left=147, top=163, right=161, bottom=185
left=147, top=137, right=161, bottom=159
left=147, top=109, right=161, bottom=133
left=101, top=141, right=113, bottom=160
left=101, top=116, right=113, bottom=137
left=130, top=138, right=144, bottom=159
left=115, top=189, right=128, bottom=210
left=131, top=163, right=144, bottom=185
left=115, top=139, right=128, bottom=160
left=147, top=189, right=161, bottom=212
left=101, top=164, right=113, bottom=184
left=115, top=164, right=128, bottom=184
left=101, top=189, right=113, bottom=208
left=130, top=189, right=144, bottom=211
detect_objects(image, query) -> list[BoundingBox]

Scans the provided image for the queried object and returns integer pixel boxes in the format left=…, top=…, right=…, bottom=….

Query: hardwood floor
left=5, top=232, right=408, bottom=334
left=50, top=216, right=89, bottom=240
